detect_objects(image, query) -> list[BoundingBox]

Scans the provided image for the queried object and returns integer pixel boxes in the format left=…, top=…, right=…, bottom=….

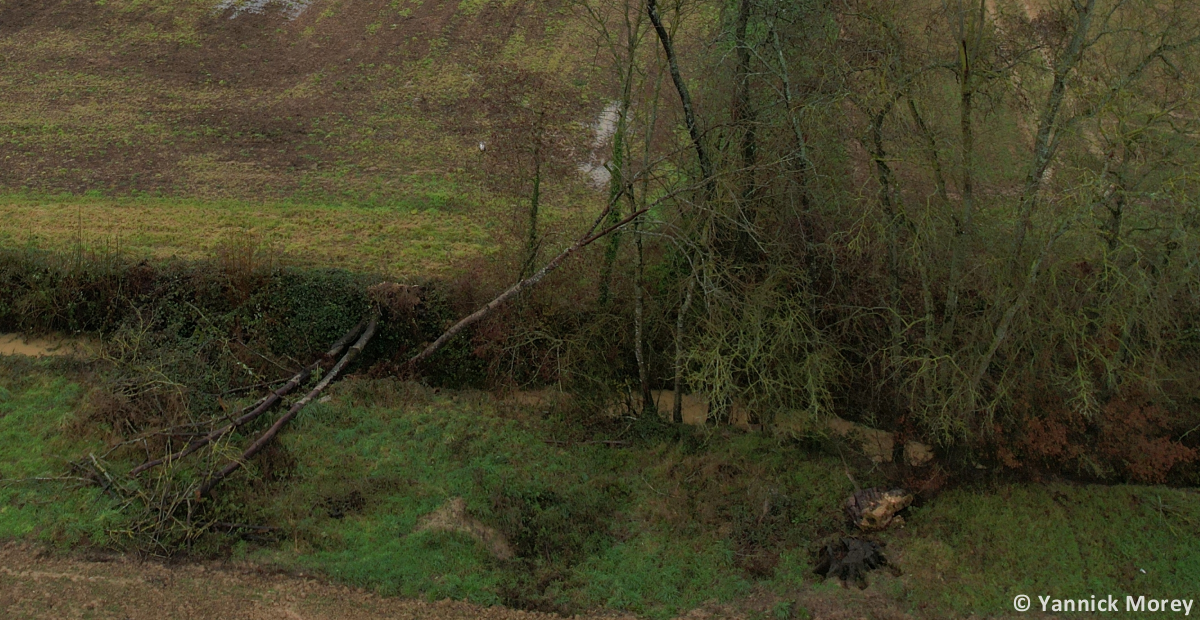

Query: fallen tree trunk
left=407, top=204, right=648, bottom=369
left=195, top=316, right=378, bottom=498
left=129, top=319, right=368, bottom=477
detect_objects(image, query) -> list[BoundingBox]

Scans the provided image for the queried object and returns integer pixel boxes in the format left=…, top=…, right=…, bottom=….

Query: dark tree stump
left=814, top=537, right=890, bottom=589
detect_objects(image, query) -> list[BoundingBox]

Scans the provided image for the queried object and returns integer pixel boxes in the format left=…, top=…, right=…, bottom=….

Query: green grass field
left=0, top=194, right=495, bottom=276
left=4, top=357, right=1199, bottom=618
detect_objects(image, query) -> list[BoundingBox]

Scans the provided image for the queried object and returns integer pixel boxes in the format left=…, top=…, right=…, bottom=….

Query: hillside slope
left=0, top=0, right=599, bottom=204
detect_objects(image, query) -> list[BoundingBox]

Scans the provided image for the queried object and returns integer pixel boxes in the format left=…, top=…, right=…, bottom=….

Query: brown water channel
left=0, top=333, right=93, bottom=358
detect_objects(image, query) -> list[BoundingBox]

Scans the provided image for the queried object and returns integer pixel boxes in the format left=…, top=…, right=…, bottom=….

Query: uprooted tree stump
left=845, top=487, right=914, bottom=531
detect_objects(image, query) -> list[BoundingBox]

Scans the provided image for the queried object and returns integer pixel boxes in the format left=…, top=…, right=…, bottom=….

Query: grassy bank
left=4, top=356, right=1199, bottom=618
left=0, top=357, right=121, bottom=545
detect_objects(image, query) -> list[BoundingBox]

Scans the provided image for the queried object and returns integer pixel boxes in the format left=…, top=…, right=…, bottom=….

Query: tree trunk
left=647, top=0, right=714, bottom=197
left=673, top=273, right=696, bottom=424
left=734, top=0, right=757, bottom=202
left=198, top=317, right=379, bottom=498
left=1009, top=0, right=1097, bottom=273
left=941, top=2, right=986, bottom=349
left=408, top=202, right=649, bottom=369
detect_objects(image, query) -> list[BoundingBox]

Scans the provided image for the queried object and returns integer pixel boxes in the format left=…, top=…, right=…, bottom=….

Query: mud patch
left=0, top=541, right=605, bottom=620
left=0, top=333, right=91, bottom=358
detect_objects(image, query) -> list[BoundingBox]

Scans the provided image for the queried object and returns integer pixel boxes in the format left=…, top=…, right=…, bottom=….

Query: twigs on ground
left=197, top=316, right=379, bottom=498
left=69, top=316, right=376, bottom=555
left=128, top=318, right=368, bottom=477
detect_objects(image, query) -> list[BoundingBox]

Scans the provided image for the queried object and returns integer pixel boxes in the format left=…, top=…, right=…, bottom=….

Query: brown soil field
left=0, top=0, right=600, bottom=202
left=0, top=541, right=633, bottom=620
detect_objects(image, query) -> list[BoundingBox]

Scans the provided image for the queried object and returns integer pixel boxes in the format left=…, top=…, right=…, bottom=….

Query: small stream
left=0, top=333, right=92, bottom=358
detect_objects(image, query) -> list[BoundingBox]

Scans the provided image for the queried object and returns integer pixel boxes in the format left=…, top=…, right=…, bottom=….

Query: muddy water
left=0, top=334, right=92, bottom=358
left=499, top=388, right=757, bottom=429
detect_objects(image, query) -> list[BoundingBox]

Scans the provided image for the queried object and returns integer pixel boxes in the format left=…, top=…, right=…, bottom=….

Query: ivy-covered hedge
left=0, top=247, right=485, bottom=389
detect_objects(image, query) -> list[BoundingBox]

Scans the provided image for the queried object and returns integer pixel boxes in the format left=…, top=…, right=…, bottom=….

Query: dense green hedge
left=0, top=247, right=486, bottom=388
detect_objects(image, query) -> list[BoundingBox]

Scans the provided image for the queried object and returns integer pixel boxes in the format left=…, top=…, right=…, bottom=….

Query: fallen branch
left=211, top=522, right=279, bottom=532
left=543, top=440, right=630, bottom=447
left=216, top=377, right=294, bottom=397
left=130, top=319, right=368, bottom=477
left=198, top=316, right=379, bottom=498
left=407, top=204, right=649, bottom=369
left=0, top=476, right=94, bottom=486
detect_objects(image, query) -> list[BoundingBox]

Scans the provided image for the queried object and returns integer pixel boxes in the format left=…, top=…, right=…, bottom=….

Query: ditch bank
left=0, top=333, right=93, bottom=358
left=4, top=249, right=1200, bottom=619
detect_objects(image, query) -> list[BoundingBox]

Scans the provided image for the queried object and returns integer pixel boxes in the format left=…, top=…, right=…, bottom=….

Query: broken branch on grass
left=0, top=476, right=94, bottom=486
left=197, top=316, right=379, bottom=498
left=543, top=440, right=629, bottom=447
left=211, top=522, right=279, bottom=532
left=129, top=318, right=368, bottom=477
left=406, top=204, right=649, bottom=369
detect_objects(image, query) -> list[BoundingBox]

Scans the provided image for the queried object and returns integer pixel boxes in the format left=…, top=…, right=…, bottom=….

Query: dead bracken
left=367, top=282, right=423, bottom=317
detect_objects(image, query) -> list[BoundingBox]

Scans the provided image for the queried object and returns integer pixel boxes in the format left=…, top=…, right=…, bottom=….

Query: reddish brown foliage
left=1096, top=394, right=1197, bottom=484
left=1000, top=384, right=1196, bottom=484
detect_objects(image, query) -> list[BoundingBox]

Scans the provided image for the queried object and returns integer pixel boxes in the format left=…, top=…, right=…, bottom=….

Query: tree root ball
left=813, top=537, right=891, bottom=589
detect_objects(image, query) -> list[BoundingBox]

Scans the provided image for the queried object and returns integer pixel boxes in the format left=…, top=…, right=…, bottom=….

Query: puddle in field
left=0, top=333, right=92, bottom=358
left=214, top=0, right=314, bottom=19
left=578, top=101, right=623, bottom=189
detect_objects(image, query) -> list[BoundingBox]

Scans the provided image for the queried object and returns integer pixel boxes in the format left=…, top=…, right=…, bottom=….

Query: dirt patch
left=0, top=539, right=955, bottom=620
left=0, top=333, right=92, bottom=358
left=640, top=389, right=713, bottom=425
left=0, top=541, right=617, bottom=620
left=414, top=496, right=514, bottom=561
